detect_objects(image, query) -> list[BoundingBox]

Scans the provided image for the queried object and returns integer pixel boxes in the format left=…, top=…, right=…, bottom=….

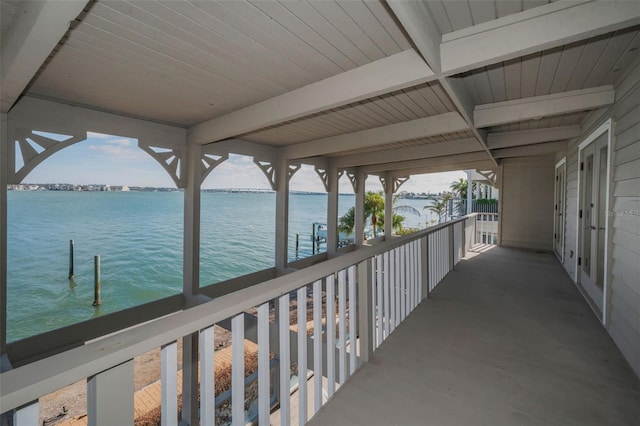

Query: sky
left=22, top=132, right=465, bottom=193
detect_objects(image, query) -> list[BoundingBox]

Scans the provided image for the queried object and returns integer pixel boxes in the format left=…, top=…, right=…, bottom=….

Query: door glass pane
left=597, top=146, right=608, bottom=287
left=583, top=154, right=593, bottom=274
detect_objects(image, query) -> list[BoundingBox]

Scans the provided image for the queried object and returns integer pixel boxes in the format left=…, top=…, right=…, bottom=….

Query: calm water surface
left=7, top=191, right=434, bottom=341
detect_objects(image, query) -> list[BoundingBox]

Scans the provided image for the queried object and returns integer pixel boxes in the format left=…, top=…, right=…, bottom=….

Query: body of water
left=7, top=191, right=435, bottom=341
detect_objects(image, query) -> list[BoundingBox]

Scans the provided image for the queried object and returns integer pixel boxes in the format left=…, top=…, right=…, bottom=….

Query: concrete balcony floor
left=309, top=246, right=640, bottom=426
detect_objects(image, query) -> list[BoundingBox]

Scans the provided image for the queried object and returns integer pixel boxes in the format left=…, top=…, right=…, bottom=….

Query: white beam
left=9, top=97, right=186, bottom=149
left=492, top=140, right=568, bottom=158
left=285, top=112, right=468, bottom=159
left=386, top=0, right=442, bottom=73
left=189, top=50, right=435, bottom=144
left=488, top=126, right=581, bottom=149
left=390, top=160, right=497, bottom=179
left=363, top=151, right=490, bottom=173
left=334, top=137, right=481, bottom=168
left=203, top=138, right=278, bottom=162
left=1, top=0, right=89, bottom=113
left=441, top=0, right=640, bottom=74
left=474, top=86, right=615, bottom=128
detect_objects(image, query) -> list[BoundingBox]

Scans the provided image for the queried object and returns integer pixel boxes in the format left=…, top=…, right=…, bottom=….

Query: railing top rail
left=0, top=215, right=474, bottom=413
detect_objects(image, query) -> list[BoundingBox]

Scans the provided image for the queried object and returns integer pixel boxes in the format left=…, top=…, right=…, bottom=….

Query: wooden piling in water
left=68, top=240, right=74, bottom=279
left=295, top=233, right=299, bottom=258
left=93, top=255, right=101, bottom=306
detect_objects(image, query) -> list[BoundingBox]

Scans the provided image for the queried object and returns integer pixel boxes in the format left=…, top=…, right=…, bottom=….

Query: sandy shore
left=39, top=326, right=232, bottom=425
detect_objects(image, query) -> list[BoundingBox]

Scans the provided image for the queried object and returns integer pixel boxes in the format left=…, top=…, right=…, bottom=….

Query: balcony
left=3, top=216, right=638, bottom=425
left=310, top=245, right=640, bottom=425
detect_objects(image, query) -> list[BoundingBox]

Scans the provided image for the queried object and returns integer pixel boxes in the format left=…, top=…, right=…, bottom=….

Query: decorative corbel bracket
left=200, top=152, right=229, bottom=184
left=9, top=128, right=87, bottom=184
left=380, top=174, right=410, bottom=194
left=314, top=166, right=329, bottom=192
left=139, top=143, right=185, bottom=188
left=254, top=159, right=277, bottom=190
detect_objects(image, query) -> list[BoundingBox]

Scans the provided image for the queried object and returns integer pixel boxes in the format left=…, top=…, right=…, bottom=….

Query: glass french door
left=578, top=131, right=609, bottom=314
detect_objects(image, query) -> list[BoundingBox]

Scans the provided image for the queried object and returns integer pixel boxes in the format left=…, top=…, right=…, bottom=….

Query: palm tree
left=338, top=191, right=419, bottom=239
left=425, top=193, right=452, bottom=224
left=450, top=178, right=476, bottom=200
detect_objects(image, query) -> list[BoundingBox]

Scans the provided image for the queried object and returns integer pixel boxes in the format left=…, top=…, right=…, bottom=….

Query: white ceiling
left=3, top=0, right=640, bottom=175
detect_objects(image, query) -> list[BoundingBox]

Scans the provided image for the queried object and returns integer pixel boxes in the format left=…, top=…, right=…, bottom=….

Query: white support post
left=183, top=141, right=202, bottom=424
left=232, top=315, right=244, bottom=426
left=355, top=168, right=366, bottom=247
left=87, top=360, right=134, bottom=426
left=383, top=251, right=390, bottom=339
left=466, top=170, right=473, bottom=215
left=0, top=113, right=7, bottom=356
left=326, top=160, right=339, bottom=256
left=275, top=157, right=290, bottom=272
left=199, top=326, right=215, bottom=426
left=161, top=341, right=178, bottom=426
left=356, top=259, right=373, bottom=364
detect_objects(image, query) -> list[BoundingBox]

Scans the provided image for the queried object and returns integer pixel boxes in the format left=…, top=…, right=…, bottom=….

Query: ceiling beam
left=441, top=0, right=640, bottom=74
left=386, top=0, right=442, bottom=73
left=363, top=151, right=490, bottom=173
left=0, top=0, right=89, bottom=113
left=474, top=86, right=615, bottom=128
left=188, top=49, right=435, bottom=145
left=203, top=138, right=278, bottom=162
left=390, top=159, right=497, bottom=179
left=492, top=141, right=568, bottom=159
left=487, top=126, right=582, bottom=149
left=334, top=137, right=481, bottom=168
left=284, top=112, right=468, bottom=159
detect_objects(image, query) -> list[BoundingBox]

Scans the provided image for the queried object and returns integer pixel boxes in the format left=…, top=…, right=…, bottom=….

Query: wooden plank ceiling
left=3, top=0, right=640, bottom=175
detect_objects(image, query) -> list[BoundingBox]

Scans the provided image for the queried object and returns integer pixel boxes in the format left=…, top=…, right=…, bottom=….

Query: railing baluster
left=389, top=249, right=396, bottom=333
left=394, top=248, right=401, bottom=327
left=258, top=302, right=270, bottom=425
left=417, top=239, right=423, bottom=301
left=409, top=241, right=415, bottom=311
left=297, top=286, right=308, bottom=425
left=161, top=341, right=178, bottom=426
left=279, top=294, right=291, bottom=425
left=232, top=314, right=244, bottom=426
left=383, top=250, right=390, bottom=339
left=313, top=280, right=323, bottom=414
left=371, top=257, right=377, bottom=348
left=326, top=275, right=336, bottom=397
left=338, top=270, right=347, bottom=385
left=199, top=325, right=215, bottom=426
left=88, top=359, right=134, bottom=426
left=400, top=244, right=406, bottom=321
left=375, top=255, right=383, bottom=347
left=348, top=265, right=357, bottom=375
left=13, top=401, right=38, bottom=426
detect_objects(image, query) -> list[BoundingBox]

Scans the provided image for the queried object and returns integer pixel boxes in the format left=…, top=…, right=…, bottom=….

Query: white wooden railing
left=1, top=215, right=477, bottom=426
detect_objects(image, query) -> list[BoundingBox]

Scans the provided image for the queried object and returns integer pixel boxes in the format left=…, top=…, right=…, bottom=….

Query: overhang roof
left=2, top=0, right=639, bottom=178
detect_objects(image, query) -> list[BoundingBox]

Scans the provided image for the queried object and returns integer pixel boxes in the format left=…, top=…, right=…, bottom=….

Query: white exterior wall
left=499, top=155, right=556, bottom=251
left=561, top=62, right=640, bottom=377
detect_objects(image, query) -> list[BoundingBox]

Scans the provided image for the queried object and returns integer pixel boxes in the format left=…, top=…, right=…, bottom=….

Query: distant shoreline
left=8, top=185, right=441, bottom=198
